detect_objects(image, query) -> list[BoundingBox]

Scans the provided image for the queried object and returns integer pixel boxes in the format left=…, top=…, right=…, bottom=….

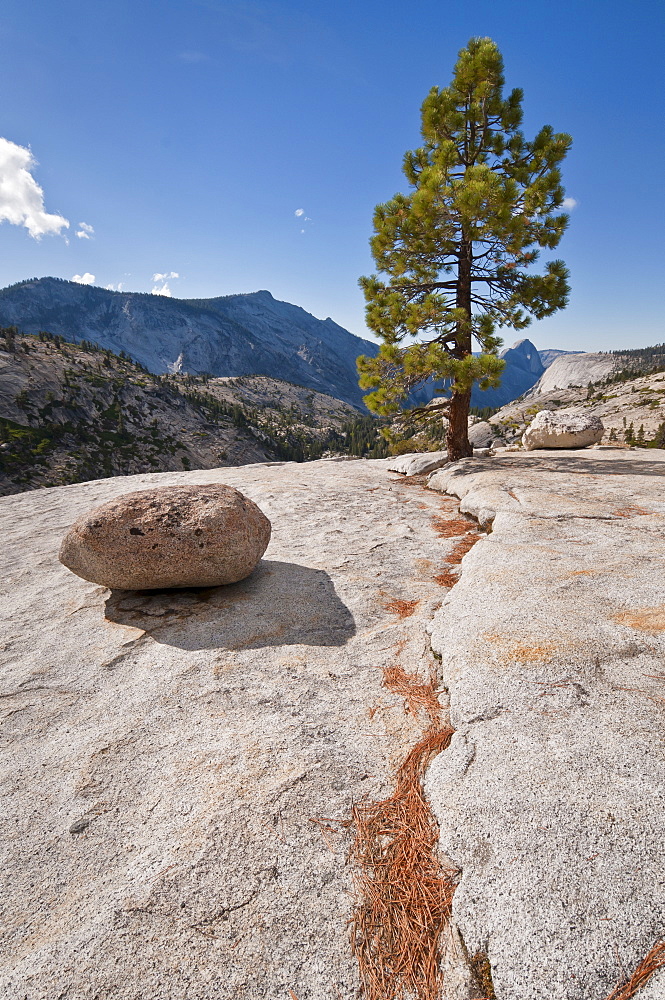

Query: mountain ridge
left=0, top=277, right=603, bottom=414
left=0, top=278, right=379, bottom=409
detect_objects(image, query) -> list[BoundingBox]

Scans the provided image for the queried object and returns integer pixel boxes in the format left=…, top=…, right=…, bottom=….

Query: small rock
left=59, top=484, right=271, bottom=590
left=522, top=409, right=604, bottom=450
left=69, top=817, right=91, bottom=834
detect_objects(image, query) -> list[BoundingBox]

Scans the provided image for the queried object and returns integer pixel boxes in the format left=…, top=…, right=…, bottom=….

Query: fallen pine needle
left=384, top=599, right=420, bottom=619
left=603, top=940, right=665, bottom=1000
left=348, top=666, right=457, bottom=1000
left=447, top=533, right=481, bottom=564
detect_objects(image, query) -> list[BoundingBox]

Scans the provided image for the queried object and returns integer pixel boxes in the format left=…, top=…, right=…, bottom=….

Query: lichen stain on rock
left=614, top=605, right=665, bottom=633
left=612, top=504, right=654, bottom=518
left=483, top=633, right=557, bottom=664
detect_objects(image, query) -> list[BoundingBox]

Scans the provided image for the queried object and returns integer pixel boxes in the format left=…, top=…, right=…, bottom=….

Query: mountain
left=471, top=338, right=545, bottom=408
left=0, top=278, right=379, bottom=409
left=0, top=278, right=588, bottom=414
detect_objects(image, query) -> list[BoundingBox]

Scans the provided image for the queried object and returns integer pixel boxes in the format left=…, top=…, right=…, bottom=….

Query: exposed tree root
left=349, top=665, right=457, bottom=1000
left=604, top=940, right=665, bottom=1000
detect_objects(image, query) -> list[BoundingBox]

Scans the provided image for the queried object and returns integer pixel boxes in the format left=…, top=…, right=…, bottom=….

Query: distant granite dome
left=471, top=338, right=545, bottom=408
left=529, top=352, right=616, bottom=395
left=0, top=278, right=379, bottom=409
left=538, top=347, right=583, bottom=370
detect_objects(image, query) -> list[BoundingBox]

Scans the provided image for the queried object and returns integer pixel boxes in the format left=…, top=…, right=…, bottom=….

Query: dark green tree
left=357, top=37, right=572, bottom=460
left=652, top=422, right=665, bottom=449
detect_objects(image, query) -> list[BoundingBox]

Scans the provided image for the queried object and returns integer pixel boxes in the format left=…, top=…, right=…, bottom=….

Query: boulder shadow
left=104, top=559, right=356, bottom=651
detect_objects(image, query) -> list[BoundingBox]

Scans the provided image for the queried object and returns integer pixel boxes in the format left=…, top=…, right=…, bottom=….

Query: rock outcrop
left=426, top=448, right=665, bottom=999
left=3, top=451, right=665, bottom=999
left=387, top=451, right=449, bottom=475
left=0, top=458, right=473, bottom=1000
left=490, top=368, right=665, bottom=448
left=468, top=420, right=495, bottom=449
left=522, top=409, right=604, bottom=449
left=59, top=484, right=271, bottom=589
left=528, top=351, right=616, bottom=394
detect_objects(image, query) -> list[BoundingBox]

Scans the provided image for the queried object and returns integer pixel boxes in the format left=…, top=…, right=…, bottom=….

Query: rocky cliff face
left=471, top=339, right=545, bottom=409
left=0, top=279, right=379, bottom=409
left=537, top=347, right=583, bottom=369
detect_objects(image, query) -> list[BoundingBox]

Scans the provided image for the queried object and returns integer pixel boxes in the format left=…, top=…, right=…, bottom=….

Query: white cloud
left=152, top=271, right=179, bottom=296
left=72, top=272, right=95, bottom=285
left=295, top=208, right=313, bottom=231
left=105, top=282, right=123, bottom=291
left=76, top=221, right=94, bottom=239
left=562, top=197, right=578, bottom=210
left=0, top=137, right=69, bottom=239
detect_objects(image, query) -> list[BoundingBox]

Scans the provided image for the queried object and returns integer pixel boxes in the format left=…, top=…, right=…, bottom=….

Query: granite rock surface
left=522, top=408, right=604, bottom=449
left=3, top=451, right=665, bottom=1000
left=0, top=457, right=471, bottom=1000
left=530, top=352, right=616, bottom=394
left=427, top=448, right=665, bottom=1000
left=386, top=451, right=450, bottom=476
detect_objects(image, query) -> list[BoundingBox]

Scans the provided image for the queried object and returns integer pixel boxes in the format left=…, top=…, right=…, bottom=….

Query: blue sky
left=1, top=0, right=663, bottom=352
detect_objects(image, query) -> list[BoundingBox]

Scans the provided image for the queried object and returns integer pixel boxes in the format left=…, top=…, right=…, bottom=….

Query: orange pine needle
left=603, top=940, right=665, bottom=1000
left=348, top=666, right=457, bottom=1000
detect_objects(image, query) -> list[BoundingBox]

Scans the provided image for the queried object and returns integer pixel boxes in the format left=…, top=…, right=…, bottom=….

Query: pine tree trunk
left=446, top=235, right=474, bottom=461
left=447, top=387, right=473, bottom=460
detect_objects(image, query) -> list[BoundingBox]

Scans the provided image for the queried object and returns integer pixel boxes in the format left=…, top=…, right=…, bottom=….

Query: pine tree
left=358, top=37, right=572, bottom=460
left=653, top=422, right=665, bottom=449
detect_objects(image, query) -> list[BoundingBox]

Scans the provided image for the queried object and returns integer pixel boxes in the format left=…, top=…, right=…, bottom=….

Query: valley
left=0, top=330, right=384, bottom=497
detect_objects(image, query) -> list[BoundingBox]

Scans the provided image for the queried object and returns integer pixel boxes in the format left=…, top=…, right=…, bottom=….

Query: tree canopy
left=357, top=37, right=572, bottom=459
